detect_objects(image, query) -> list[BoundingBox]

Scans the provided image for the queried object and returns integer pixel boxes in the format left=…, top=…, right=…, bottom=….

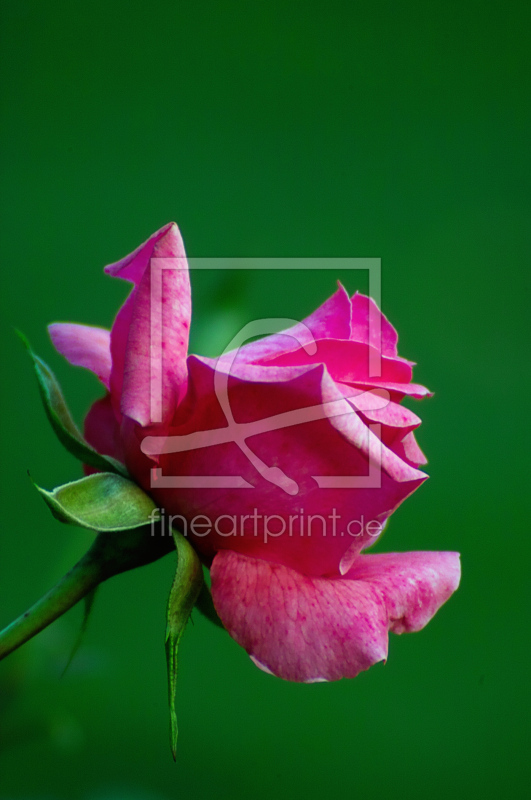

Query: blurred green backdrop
left=1, top=1, right=529, bottom=798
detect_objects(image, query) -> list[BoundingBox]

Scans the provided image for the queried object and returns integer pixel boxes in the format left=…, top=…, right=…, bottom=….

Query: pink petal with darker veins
left=210, top=550, right=388, bottom=682
left=210, top=548, right=460, bottom=682
left=104, top=223, right=191, bottom=427
left=48, top=323, right=111, bottom=388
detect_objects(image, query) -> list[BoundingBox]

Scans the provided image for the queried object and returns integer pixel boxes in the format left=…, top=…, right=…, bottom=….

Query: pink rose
left=49, top=223, right=460, bottom=682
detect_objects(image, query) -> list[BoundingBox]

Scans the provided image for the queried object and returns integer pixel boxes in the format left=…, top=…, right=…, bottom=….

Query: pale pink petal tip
left=249, top=656, right=275, bottom=676
left=251, top=655, right=327, bottom=682
left=48, top=323, right=112, bottom=388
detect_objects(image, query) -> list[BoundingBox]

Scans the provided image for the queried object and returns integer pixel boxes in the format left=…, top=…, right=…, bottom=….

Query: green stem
left=0, top=525, right=174, bottom=661
left=0, top=551, right=102, bottom=661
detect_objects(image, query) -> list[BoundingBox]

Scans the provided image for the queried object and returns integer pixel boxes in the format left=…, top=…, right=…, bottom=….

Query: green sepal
left=166, top=529, right=204, bottom=760
left=17, top=330, right=128, bottom=477
left=34, top=473, right=160, bottom=532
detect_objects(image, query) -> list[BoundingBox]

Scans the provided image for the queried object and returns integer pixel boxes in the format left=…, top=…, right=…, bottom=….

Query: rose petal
left=210, top=550, right=389, bottom=682
left=262, top=338, right=414, bottom=386
left=235, top=284, right=352, bottom=365
left=350, top=379, right=432, bottom=400
left=83, top=394, right=125, bottom=470
left=305, top=282, right=352, bottom=340
left=335, top=384, right=422, bottom=433
left=319, top=371, right=427, bottom=485
left=338, top=387, right=423, bottom=454
left=391, top=430, right=428, bottom=467
left=108, top=291, right=134, bottom=417
left=350, top=293, right=399, bottom=357
left=105, top=223, right=191, bottom=427
left=349, top=394, right=421, bottom=431
left=346, top=551, right=461, bottom=633
left=141, top=357, right=426, bottom=576
left=48, top=323, right=111, bottom=388
left=104, top=222, right=178, bottom=283
left=210, top=549, right=460, bottom=682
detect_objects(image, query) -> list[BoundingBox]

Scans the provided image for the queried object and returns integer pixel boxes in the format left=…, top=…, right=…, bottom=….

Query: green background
left=1, top=1, right=529, bottom=798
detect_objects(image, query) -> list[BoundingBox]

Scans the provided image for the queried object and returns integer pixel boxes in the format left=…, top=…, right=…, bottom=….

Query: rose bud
left=49, top=223, right=460, bottom=683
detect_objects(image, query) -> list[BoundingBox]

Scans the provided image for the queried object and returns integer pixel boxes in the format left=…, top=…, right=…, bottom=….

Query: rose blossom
left=49, top=223, right=460, bottom=682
